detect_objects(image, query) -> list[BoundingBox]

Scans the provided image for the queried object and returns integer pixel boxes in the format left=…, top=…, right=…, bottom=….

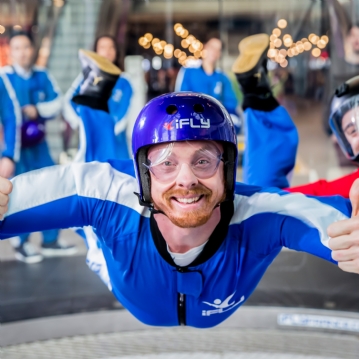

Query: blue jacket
left=176, top=67, right=239, bottom=117
left=63, top=73, right=133, bottom=159
left=0, top=157, right=350, bottom=328
left=0, top=65, right=62, bottom=161
left=243, top=106, right=299, bottom=188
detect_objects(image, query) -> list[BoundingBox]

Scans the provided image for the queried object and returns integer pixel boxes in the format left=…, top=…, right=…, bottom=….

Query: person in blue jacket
left=175, top=36, right=241, bottom=132
left=232, top=33, right=299, bottom=188
left=0, top=53, right=357, bottom=327
left=63, top=34, right=133, bottom=160
left=0, top=31, right=76, bottom=263
left=69, top=48, right=124, bottom=289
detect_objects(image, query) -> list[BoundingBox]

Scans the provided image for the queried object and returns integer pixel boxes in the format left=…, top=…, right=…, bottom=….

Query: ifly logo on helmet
left=175, top=118, right=210, bottom=129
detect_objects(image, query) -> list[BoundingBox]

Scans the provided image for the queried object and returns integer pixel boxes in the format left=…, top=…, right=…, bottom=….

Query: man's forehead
left=343, top=108, right=357, bottom=123
left=148, top=141, right=223, bottom=155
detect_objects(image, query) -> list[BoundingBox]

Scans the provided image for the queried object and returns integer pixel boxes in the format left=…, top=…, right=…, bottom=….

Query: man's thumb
left=349, top=178, right=359, bottom=217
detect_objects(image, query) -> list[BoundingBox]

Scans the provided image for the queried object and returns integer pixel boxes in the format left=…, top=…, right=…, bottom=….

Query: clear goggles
left=330, top=94, right=359, bottom=160
left=143, top=141, right=224, bottom=183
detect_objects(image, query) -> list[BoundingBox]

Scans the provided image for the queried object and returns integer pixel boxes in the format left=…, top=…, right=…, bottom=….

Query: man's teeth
left=176, top=196, right=200, bottom=204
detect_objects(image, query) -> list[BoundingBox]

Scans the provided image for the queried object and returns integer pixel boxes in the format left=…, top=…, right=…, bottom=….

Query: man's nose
left=175, top=163, right=198, bottom=188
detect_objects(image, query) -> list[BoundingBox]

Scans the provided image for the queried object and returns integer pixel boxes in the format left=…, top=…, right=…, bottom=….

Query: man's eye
left=347, top=127, right=357, bottom=135
left=198, top=159, right=210, bottom=165
left=163, top=161, right=174, bottom=166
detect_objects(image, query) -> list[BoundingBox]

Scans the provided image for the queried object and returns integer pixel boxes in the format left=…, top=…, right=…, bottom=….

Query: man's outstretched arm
left=0, top=161, right=119, bottom=239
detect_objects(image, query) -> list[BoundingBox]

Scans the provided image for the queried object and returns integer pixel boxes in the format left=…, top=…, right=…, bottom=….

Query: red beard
left=155, top=183, right=225, bottom=228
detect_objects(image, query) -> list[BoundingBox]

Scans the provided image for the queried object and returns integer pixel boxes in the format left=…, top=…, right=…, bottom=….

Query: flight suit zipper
left=178, top=292, right=186, bottom=325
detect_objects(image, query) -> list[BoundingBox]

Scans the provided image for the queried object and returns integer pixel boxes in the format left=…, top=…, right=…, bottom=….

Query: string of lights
left=267, top=19, right=329, bottom=67
left=138, top=23, right=205, bottom=67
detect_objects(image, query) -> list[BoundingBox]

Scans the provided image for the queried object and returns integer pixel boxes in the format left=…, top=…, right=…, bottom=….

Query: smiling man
left=0, top=53, right=358, bottom=328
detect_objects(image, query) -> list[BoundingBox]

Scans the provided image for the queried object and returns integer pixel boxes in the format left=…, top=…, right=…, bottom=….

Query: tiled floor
left=2, top=328, right=357, bottom=359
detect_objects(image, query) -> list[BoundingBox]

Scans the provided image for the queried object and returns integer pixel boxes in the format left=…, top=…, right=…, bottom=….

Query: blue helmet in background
left=21, top=120, right=45, bottom=148
left=132, top=92, right=238, bottom=207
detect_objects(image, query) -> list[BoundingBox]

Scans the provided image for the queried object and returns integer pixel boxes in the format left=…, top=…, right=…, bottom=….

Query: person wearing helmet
left=286, top=76, right=359, bottom=198
left=0, top=52, right=357, bottom=327
left=232, top=34, right=298, bottom=188
left=0, top=31, right=77, bottom=263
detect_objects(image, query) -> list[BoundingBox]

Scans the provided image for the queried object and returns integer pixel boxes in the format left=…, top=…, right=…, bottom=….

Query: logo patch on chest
left=202, top=292, right=245, bottom=316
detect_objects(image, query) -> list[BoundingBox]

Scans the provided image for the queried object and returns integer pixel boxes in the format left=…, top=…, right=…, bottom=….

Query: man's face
left=203, top=38, right=222, bottom=65
left=347, top=26, right=359, bottom=54
left=9, top=35, right=33, bottom=69
left=342, top=107, right=359, bottom=156
left=96, top=37, right=117, bottom=64
left=149, top=141, right=226, bottom=228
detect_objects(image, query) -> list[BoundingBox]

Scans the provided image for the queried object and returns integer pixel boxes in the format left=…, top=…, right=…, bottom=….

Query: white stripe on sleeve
left=7, top=161, right=149, bottom=218
left=231, top=192, right=348, bottom=248
left=36, top=71, right=63, bottom=118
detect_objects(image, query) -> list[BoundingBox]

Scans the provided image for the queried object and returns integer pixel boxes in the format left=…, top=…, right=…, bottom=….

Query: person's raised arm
left=0, top=161, right=119, bottom=239
left=267, top=190, right=351, bottom=263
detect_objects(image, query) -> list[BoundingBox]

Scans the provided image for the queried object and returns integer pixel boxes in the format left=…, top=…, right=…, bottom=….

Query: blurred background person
left=63, top=35, right=133, bottom=160
left=0, top=31, right=76, bottom=263
left=233, top=34, right=298, bottom=188
left=175, top=36, right=241, bottom=132
left=69, top=48, right=125, bottom=290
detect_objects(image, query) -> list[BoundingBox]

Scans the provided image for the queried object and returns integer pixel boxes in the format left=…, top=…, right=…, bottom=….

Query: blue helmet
left=132, top=92, right=238, bottom=206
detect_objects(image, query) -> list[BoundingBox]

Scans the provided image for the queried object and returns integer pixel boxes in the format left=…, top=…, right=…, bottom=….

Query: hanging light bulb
left=272, top=28, right=281, bottom=37
left=312, top=48, right=321, bottom=57
left=277, top=19, right=287, bottom=29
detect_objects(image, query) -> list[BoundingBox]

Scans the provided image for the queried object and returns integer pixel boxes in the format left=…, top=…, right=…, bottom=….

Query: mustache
left=163, top=184, right=212, bottom=200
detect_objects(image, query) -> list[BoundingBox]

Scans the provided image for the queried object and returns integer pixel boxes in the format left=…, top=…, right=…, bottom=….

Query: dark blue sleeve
left=0, top=162, right=126, bottom=240
left=280, top=194, right=351, bottom=263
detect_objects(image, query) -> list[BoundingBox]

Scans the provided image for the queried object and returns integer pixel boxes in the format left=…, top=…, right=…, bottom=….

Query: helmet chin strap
left=134, top=192, right=166, bottom=215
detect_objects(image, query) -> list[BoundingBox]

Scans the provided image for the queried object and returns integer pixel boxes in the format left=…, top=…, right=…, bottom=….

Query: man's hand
left=22, top=105, right=38, bottom=120
left=328, top=178, right=359, bottom=273
left=0, top=176, right=12, bottom=219
left=0, top=158, right=15, bottom=179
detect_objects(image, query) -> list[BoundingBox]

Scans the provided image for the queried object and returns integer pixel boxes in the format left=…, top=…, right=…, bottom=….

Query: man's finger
left=0, top=193, right=9, bottom=207
left=327, top=217, right=359, bottom=238
left=350, top=178, right=359, bottom=217
left=0, top=178, right=12, bottom=195
left=328, top=234, right=356, bottom=250
left=338, top=259, right=359, bottom=274
left=331, top=245, right=359, bottom=262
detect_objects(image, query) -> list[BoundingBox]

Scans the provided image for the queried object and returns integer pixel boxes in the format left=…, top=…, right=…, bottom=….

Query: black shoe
left=232, top=34, right=278, bottom=111
left=14, top=243, right=43, bottom=264
left=41, top=240, right=78, bottom=257
left=72, top=49, right=121, bottom=112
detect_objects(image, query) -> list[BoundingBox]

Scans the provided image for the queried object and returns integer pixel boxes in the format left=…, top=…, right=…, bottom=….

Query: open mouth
left=172, top=195, right=204, bottom=204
